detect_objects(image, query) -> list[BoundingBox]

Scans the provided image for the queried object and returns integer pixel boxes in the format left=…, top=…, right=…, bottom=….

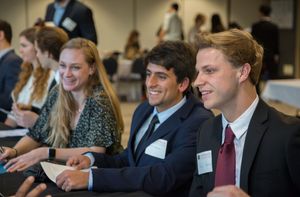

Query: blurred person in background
left=211, top=13, right=225, bottom=33
left=4, top=27, right=55, bottom=129
left=45, top=0, right=98, bottom=45
left=159, top=3, right=183, bottom=41
left=251, top=4, right=279, bottom=94
left=124, top=30, right=141, bottom=60
left=188, top=13, right=206, bottom=45
left=0, top=19, right=22, bottom=122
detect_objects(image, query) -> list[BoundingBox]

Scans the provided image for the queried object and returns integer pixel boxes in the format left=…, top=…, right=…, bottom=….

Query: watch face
left=49, top=148, right=56, bottom=159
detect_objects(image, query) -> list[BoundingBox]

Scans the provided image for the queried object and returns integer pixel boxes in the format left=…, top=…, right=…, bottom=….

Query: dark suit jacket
left=0, top=50, right=22, bottom=121
left=189, top=99, right=300, bottom=197
left=251, top=20, right=279, bottom=78
left=90, top=93, right=213, bottom=196
left=45, top=0, right=98, bottom=44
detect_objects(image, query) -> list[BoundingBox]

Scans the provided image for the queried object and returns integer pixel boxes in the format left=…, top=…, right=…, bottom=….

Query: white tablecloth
left=262, top=79, right=300, bottom=108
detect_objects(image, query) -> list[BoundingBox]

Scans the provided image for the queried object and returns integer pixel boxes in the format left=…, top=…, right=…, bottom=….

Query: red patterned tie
left=215, top=125, right=236, bottom=186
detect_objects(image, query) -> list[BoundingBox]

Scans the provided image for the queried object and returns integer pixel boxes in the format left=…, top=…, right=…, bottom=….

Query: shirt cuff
left=88, top=169, right=93, bottom=191
left=84, top=152, right=95, bottom=166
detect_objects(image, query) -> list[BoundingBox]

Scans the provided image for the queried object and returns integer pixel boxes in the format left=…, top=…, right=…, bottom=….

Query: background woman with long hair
left=4, top=27, right=55, bottom=128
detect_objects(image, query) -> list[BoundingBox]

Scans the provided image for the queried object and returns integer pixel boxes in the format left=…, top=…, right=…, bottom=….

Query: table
left=0, top=122, right=21, bottom=147
left=262, top=79, right=300, bottom=109
left=0, top=171, right=152, bottom=197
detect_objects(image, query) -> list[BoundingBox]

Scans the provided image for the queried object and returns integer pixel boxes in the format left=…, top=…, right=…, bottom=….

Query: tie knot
left=150, top=115, right=159, bottom=125
left=224, top=125, right=235, bottom=144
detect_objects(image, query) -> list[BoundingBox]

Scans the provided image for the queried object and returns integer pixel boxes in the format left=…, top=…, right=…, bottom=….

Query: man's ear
left=178, top=77, right=190, bottom=93
left=0, top=31, right=4, bottom=41
left=238, top=63, right=251, bottom=83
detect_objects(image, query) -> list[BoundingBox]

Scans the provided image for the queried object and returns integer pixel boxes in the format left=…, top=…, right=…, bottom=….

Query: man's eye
left=204, top=68, right=215, bottom=74
left=158, top=75, right=167, bottom=80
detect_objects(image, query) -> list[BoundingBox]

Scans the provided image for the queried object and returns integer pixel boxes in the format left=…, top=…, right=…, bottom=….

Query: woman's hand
left=4, top=147, right=48, bottom=172
left=0, top=147, right=17, bottom=162
left=13, top=105, right=39, bottom=128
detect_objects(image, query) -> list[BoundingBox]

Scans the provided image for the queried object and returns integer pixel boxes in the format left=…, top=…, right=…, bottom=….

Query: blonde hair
left=46, top=38, right=124, bottom=148
left=196, top=29, right=263, bottom=85
left=13, top=27, right=52, bottom=107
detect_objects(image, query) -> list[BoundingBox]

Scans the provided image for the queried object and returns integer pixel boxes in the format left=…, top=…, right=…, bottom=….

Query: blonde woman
left=0, top=38, right=124, bottom=172
left=4, top=27, right=55, bottom=128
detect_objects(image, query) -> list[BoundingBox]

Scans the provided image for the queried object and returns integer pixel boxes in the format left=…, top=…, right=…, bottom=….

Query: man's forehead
left=147, top=63, right=174, bottom=72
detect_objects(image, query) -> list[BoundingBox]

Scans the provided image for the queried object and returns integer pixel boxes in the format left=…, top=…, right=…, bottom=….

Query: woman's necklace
left=76, top=98, right=87, bottom=114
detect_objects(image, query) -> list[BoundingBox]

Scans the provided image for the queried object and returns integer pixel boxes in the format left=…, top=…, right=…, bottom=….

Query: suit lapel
left=59, top=0, right=75, bottom=26
left=134, top=105, right=184, bottom=162
left=128, top=106, right=153, bottom=163
left=135, top=94, right=198, bottom=163
left=240, top=100, right=269, bottom=192
left=208, top=116, right=223, bottom=190
left=48, top=5, right=55, bottom=21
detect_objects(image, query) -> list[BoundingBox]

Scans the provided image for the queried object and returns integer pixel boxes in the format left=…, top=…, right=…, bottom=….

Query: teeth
left=148, top=90, right=159, bottom=95
left=201, top=90, right=210, bottom=95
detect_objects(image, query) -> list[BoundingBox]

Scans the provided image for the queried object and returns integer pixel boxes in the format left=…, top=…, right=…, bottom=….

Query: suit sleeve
left=44, top=4, right=53, bottom=21
left=286, top=122, right=300, bottom=190
left=78, top=7, right=98, bottom=45
left=0, top=56, right=21, bottom=110
left=91, top=114, right=208, bottom=195
left=92, top=148, right=129, bottom=168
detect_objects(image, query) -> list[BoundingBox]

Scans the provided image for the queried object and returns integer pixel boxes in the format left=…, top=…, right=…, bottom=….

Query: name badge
left=145, top=139, right=167, bottom=159
left=197, top=150, right=213, bottom=175
left=62, top=17, right=77, bottom=31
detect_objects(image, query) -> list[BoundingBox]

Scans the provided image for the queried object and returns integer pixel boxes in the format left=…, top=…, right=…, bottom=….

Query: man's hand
left=207, top=185, right=250, bottom=197
left=56, top=170, right=89, bottom=192
left=13, top=176, right=51, bottom=197
left=66, top=155, right=91, bottom=170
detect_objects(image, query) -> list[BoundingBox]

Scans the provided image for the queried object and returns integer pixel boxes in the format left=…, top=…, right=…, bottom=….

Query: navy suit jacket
left=45, top=0, right=98, bottom=44
left=90, top=93, right=213, bottom=196
left=0, top=50, right=22, bottom=121
left=189, top=99, right=300, bottom=197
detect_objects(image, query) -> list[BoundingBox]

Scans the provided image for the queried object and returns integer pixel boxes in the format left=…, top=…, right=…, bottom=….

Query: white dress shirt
left=221, top=95, right=259, bottom=187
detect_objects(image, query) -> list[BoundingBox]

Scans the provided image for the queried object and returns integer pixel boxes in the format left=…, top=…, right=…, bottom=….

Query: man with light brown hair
left=189, top=29, right=300, bottom=197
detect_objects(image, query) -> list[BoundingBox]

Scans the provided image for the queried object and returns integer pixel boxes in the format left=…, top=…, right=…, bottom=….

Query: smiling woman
left=0, top=38, right=124, bottom=173
left=59, top=48, right=94, bottom=93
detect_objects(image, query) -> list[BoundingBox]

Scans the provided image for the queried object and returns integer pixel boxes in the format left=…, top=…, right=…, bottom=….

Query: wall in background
left=0, top=0, right=264, bottom=52
left=0, top=0, right=298, bottom=77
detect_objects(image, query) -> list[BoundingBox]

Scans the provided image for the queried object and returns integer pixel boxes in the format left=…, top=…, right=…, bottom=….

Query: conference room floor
left=119, top=99, right=299, bottom=148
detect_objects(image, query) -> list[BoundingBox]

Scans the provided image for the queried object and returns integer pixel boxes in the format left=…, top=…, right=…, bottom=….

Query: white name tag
left=62, top=17, right=77, bottom=31
left=145, top=139, right=167, bottom=159
left=197, top=150, right=213, bottom=175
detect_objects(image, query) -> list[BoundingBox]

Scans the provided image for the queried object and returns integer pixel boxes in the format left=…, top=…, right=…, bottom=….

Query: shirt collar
left=153, top=96, right=187, bottom=124
left=222, top=95, right=259, bottom=140
left=0, top=48, right=13, bottom=59
left=54, top=0, right=70, bottom=9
